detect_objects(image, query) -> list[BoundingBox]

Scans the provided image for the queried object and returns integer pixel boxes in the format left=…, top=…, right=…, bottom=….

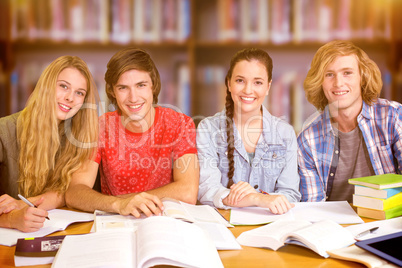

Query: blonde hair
left=17, top=56, right=99, bottom=197
left=304, top=40, right=383, bottom=111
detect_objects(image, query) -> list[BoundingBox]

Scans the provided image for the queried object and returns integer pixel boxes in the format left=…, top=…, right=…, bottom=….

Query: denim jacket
left=196, top=106, right=301, bottom=209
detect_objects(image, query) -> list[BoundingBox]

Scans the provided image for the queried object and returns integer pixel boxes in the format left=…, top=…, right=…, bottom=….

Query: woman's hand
left=223, top=181, right=257, bottom=206
left=0, top=194, right=25, bottom=215
left=254, top=194, right=294, bottom=214
left=8, top=198, right=49, bottom=232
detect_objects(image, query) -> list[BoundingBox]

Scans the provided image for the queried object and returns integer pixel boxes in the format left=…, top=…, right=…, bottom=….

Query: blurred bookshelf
left=0, top=0, right=401, bottom=133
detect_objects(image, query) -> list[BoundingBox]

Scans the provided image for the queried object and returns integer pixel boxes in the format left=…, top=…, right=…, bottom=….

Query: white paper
left=291, top=201, right=364, bottom=224
left=0, top=209, right=93, bottom=246
left=346, top=216, right=402, bottom=240
left=230, top=201, right=363, bottom=225
left=230, top=206, right=294, bottom=225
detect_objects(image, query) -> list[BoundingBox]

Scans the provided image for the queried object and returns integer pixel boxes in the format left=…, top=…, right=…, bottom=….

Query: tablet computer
left=355, top=231, right=402, bottom=267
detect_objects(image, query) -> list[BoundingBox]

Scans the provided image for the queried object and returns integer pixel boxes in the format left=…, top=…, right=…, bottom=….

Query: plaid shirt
left=297, top=98, right=402, bottom=202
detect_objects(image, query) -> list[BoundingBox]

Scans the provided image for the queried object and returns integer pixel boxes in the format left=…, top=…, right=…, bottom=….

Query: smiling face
left=228, top=59, right=271, bottom=118
left=113, top=69, right=154, bottom=132
left=55, top=67, right=87, bottom=124
left=322, top=55, right=363, bottom=116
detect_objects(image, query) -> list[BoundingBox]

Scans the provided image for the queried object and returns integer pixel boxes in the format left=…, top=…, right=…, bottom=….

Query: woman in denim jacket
left=197, top=48, right=301, bottom=214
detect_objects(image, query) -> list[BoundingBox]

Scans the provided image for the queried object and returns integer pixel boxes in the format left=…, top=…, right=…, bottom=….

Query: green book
left=348, top=174, right=402, bottom=189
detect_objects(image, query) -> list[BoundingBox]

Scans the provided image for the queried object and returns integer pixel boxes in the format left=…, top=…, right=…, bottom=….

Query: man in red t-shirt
left=65, top=48, right=199, bottom=217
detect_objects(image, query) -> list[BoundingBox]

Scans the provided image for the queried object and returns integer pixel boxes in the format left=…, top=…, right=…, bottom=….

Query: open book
left=94, top=198, right=232, bottom=232
left=94, top=201, right=240, bottom=250
left=236, top=219, right=356, bottom=258
left=328, top=245, right=399, bottom=268
left=52, top=216, right=224, bottom=268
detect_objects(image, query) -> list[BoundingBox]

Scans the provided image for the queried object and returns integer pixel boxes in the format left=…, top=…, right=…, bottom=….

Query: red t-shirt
left=95, top=107, right=197, bottom=195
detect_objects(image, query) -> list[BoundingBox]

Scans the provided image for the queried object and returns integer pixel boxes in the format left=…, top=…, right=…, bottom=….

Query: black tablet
left=355, top=231, right=402, bottom=267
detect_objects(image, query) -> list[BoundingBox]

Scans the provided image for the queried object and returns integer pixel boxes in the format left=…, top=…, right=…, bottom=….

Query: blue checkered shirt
left=297, top=98, right=402, bottom=202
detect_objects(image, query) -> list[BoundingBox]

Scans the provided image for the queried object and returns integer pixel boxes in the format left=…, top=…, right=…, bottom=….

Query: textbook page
left=52, top=230, right=135, bottom=268
left=163, top=198, right=233, bottom=227
left=285, top=220, right=356, bottom=258
left=0, top=209, right=93, bottom=246
left=194, top=222, right=241, bottom=250
left=328, top=245, right=399, bottom=268
left=230, top=201, right=363, bottom=225
left=53, top=217, right=223, bottom=268
left=94, top=210, right=144, bottom=232
left=237, top=219, right=312, bottom=250
left=237, top=219, right=355, bottom=258
left=136, top=216, right=224, bottom=268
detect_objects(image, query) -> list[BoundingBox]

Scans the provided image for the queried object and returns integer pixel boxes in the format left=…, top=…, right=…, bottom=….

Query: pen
left=18, top=194, right=50, bottom=220
left=259, top=189, right=270, bottom=195
left=355, top=226, right=379, bottom=239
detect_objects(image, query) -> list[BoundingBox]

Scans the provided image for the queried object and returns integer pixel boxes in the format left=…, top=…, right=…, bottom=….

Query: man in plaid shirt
left=297, top=40, right=402, bottom=202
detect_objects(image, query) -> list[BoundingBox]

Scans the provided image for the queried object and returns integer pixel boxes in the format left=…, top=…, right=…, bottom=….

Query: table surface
left=0, top=208, right=374, bottom=268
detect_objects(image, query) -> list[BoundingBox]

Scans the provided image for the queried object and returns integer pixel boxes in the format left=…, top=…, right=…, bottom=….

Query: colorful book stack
left=349, top=174, right=402, bottom=220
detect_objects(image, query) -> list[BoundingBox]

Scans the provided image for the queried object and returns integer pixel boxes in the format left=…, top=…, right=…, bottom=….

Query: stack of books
left=349, top=174, right=402, bottom=220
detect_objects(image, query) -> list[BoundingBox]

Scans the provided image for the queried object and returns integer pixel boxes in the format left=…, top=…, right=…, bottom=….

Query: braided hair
left=224, top=48, right=273, bottom=187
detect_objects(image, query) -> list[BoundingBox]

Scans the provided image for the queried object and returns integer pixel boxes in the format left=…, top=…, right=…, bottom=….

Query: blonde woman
left=0, top=56, right=98, bottom=232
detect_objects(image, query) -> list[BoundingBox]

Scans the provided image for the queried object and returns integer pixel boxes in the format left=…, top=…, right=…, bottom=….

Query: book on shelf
left=110, top=0, right=131, bottom=44
left=327, top=245, right=399, bottom=268
left=236, top=219, right=356, bottom=258
left=357, top=204, right=402, bottom=220
left=217, top=0, right=239, bottom=41
left=162, top=0, right=177, bottom=40
left=353, top=192, right=402, bottom=211
left=52, top=216, right=224, bottom=268
left=349, top=174, right=402, bottom=190
left=176, top=62, right=191, bottom=116
left=177, top=0, right=191, bottom=42
left=14, top=235, right=66, bottom=267
left=354, top=185, right=402, bottom=199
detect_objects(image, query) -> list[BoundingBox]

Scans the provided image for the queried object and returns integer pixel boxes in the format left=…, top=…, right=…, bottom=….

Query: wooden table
left=0, top=209, right=373, bottom=268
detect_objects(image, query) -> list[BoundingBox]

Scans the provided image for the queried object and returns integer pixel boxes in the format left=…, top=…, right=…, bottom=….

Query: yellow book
left=357, top=204, right=402, bottom=220
left=352, top=192, right=402, bottom=210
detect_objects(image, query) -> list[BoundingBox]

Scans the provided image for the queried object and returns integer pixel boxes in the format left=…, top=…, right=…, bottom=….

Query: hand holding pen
left=18, top=194, right=50, bottom=220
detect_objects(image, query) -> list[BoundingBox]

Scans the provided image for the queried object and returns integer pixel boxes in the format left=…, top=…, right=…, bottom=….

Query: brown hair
left=224, top=48, right=273, bottom=186
left=104, top=47, right=161, bottom=111
left=304, top=40, right=383, bottom=111
left=17, top=56, right=99, bottom=197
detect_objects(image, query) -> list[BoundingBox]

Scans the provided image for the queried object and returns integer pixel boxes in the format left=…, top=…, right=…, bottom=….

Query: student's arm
left=65, top=160, right=163, bottom=217
left=271, top=126, right=301, bottom=202
left=29, top=191, right=65, bottom=211
left=118, top=154, right=199, bottom=204
left=196, top=118, right=232, bottom=208
left=0, top=191, right=63, bottom=214
left=297, top=133, right=326, bottom=202
left=224, top=192, right=294, bottom=214
left=147, top=153, right=199, bottom=204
